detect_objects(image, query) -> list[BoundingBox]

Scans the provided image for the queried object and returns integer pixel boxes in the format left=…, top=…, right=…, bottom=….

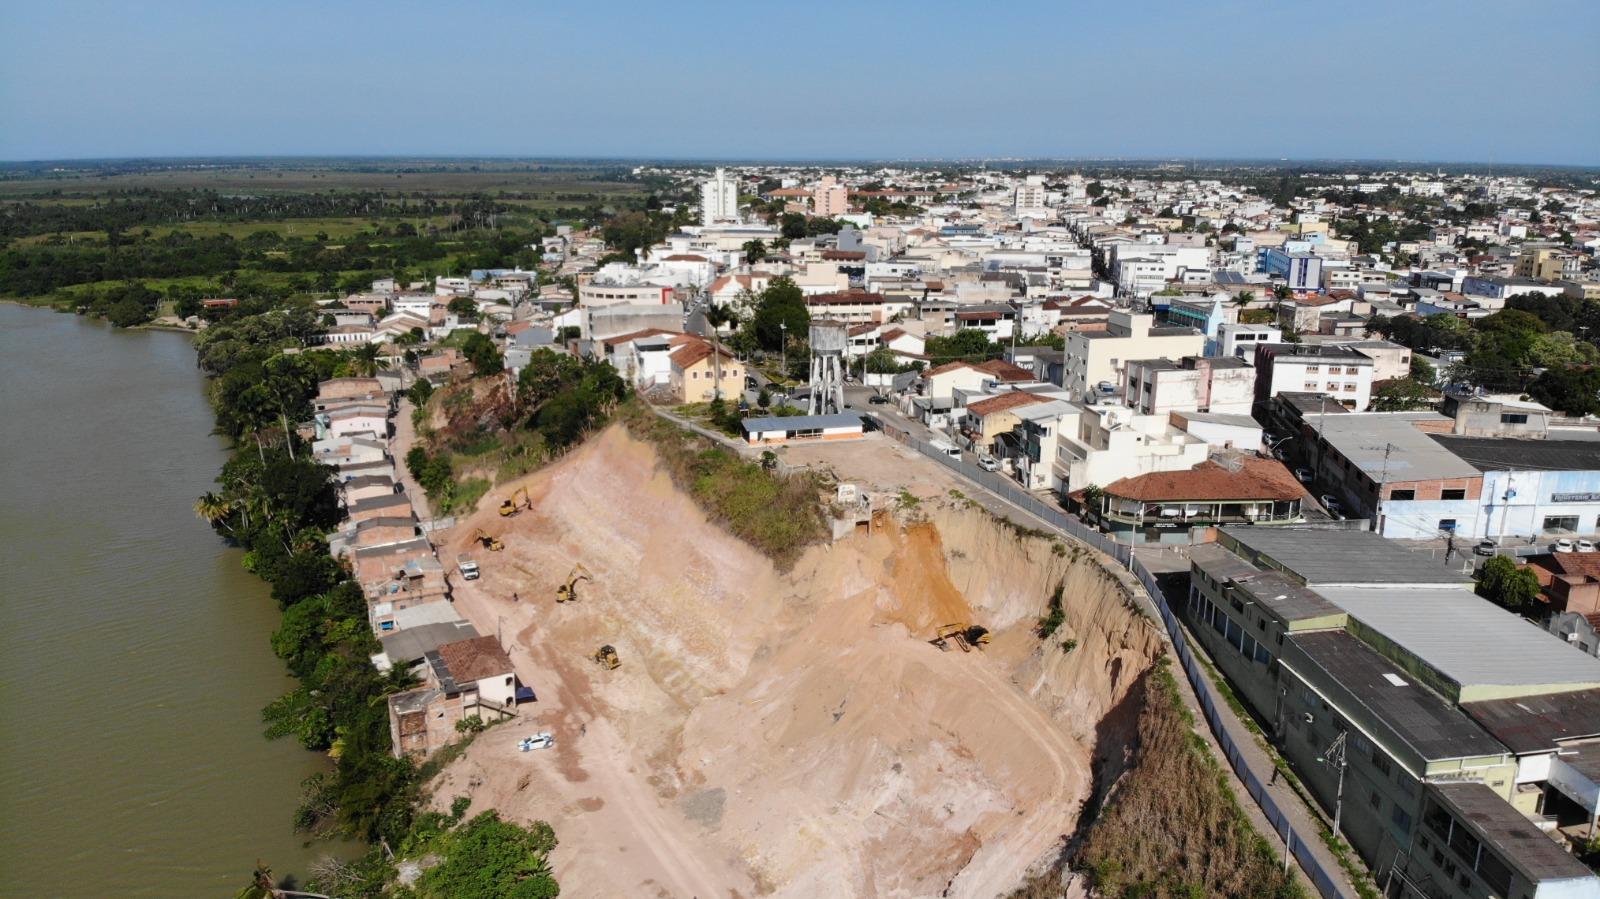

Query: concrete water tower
left=807, top=320, right=847, bottom=415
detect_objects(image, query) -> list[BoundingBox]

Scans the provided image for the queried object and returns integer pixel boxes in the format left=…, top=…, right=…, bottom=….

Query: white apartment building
left=1216, top=322, right=1282, bottom=361
left=1110, top=243, right=1213, bottom=297
left=701, top=168, right=739, bottom=225
left=1124, top=356, right=1256, bottom=416
left=1053, top=404, right=1209, bottom=496
left=1014, top=175, right=1048, bottom=214
left=1253, top=343, right=1376, bottom=412
left=1063, top=311, right=1205, bottom=400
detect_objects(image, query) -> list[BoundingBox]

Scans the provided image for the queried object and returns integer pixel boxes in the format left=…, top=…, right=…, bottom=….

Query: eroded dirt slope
left=433, top=425, right=1163, bottom=898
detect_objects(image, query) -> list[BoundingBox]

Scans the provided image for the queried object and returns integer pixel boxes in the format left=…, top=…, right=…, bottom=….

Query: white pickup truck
left=456, top=554, right=480, bottom=580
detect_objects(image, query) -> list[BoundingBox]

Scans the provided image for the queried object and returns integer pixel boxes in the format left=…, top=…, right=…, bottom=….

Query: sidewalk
left=1142, top=565, right=1366, bottom=899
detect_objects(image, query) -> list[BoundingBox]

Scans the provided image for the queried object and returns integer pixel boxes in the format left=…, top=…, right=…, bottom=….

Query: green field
left=0, top=165, right=648, bottom=200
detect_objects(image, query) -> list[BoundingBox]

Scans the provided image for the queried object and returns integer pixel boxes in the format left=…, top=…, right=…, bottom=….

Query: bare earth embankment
left=432, top=425, right=1165, bottom=898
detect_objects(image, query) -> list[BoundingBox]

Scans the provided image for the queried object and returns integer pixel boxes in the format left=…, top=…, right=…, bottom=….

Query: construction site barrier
left=1130, top=554, right=1348, bottom=898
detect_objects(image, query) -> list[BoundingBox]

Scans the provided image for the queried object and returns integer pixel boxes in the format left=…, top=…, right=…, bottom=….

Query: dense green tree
left=1529, top=366, right=1600, bottom=417
left=924, top=329, right=995, bottom=362
left=1410, top=354, right=1436, bottom=384
left=742, top=238, right=766, bottom=264
left=749, top=276, right=809, bottom=352
left=515, top=349, right=629, bottom=449
left=415, top=812, right=559, bottom=899
left=779, top=212, right=807, bottom=240
left=1370, top=378, right=1437, bottom=412
left=1475, top=555, right=1541, bottom=614
left=407, top=378, right=434, bottom=406
left=447, top=296, right=479, bottom=321
left=460, top=332, right=504, bottom=377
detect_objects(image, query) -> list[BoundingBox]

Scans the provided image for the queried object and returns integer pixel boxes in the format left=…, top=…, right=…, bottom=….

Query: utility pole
left=1320, top=730, right=1349, bottom=835
left=710, top=331, right=723, bottom=402
left=1375, top=441, right=1394, bottom=532
left=780, top=321, right=788, bottom=383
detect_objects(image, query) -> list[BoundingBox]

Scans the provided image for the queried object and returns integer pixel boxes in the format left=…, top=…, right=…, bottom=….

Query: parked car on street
left=1473, top=540, right=1497, bottom=557
left=1555, top=538, right=1576, bottom=553
left=1579, top=539, right=1597, bottom=552
left=868, top=394, right=889, bottom=405
left=1294, top=468, right=1313, bottom=483
left=1320, top=495, right=1343, bottom=518
left=977, top=455, right=1000, bottom=472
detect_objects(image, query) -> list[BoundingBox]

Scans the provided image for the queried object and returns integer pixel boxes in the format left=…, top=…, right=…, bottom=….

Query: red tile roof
left=974, top=359, right=1035, bottom=382
left=601, top=327, right=679, bottom=347
left=1102, top=456, right=1306, bottom=503
left=1528, top=553, right=1600, bottom=583
left=924, top=360, right=978, bottom=377
left=669, top=338, right=735, bottom=369
left=966, top=392, right=1048, bottom=417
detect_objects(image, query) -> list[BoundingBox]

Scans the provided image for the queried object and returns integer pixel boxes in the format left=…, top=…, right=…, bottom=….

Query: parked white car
left=1579, top=539, right=1597, bottom=552
left=1554, top=538, right=1576, bottom=553
left=977, top=455, right=1000, bottom=472
left=519, top=733, right=554, bottom=751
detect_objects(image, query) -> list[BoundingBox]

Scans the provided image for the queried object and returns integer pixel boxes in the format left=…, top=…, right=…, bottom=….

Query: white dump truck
left=456, top=554, right=480, bottom=580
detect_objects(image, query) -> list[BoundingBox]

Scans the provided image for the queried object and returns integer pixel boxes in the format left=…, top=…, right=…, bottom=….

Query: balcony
left=1103, top=499, right=1303, bottom=527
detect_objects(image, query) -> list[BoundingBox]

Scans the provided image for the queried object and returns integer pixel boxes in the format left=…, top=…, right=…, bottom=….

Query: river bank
left=0, top=304, right=337, bottom=896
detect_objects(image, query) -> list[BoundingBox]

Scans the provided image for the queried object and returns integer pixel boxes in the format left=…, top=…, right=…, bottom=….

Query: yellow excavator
left=555, top=563, right=592, bottom=603
left=498, top=485, right=531, bottom=518
left=592, top=644, right=620, bottom=670
left=930, top=623, right=991, bottom=653
left=472, top=528, right=504, bottom=552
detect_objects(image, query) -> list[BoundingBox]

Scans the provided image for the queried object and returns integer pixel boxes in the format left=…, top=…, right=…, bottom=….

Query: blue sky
left=2, top=0, right=1596, bottom=164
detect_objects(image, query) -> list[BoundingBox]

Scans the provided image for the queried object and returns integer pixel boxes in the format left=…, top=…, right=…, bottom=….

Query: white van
left=929, top=439, right=961, bottom=459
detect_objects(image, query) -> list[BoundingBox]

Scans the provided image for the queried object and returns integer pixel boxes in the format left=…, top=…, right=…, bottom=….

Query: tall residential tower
left=700, top=168, right=738, bottom=225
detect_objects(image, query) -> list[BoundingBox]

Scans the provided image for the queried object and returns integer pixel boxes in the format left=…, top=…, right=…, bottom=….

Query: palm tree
left=194, top=492, right=234, bottom=533
left=351, top=343, right=382, bottom=377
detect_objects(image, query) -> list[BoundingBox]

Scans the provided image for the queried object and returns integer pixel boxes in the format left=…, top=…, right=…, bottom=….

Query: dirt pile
left=432, top=425, right=1165, bottom=898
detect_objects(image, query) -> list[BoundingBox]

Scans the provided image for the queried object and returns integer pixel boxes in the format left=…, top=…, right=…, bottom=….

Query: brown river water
left=0, top=304, right=340, bottom=896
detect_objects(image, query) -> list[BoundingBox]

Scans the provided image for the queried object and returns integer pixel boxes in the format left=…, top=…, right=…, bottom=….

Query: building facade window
left=1389, top=489, right=1416, bottom=501
left=1441, top=489, right=1466, bottom=501
left=1545, top=515, right=1580, bottom=533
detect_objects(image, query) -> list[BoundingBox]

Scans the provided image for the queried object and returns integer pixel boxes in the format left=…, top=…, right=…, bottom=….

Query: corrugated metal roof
left=1307, top=413, right=1483, bottom=481
left=1220, top=526, right=1471, bottom=586
left=1288, top=631, right=1505, bottom=761
left=1431, top=781, right=1597, bottom=883
left=742, top=413, right=864, bottom=432
left=1318, top=586, right=1600, bottom=692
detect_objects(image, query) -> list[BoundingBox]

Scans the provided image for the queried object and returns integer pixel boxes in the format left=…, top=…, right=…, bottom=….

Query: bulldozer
left=929, top=623, right=991, bottom=653
left=472, top=528, right=504, bottom=552
left=592, top=644, right=620, bottom=670
left=555, top=563, right=592, bottom=603
left=498, top=485, right=531, bottom=518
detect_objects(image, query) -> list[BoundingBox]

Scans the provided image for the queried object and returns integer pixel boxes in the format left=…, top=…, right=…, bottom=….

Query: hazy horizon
left=3, top=154, right=1597, bottom=172
left=2, top=0, right=1597, bottom=165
